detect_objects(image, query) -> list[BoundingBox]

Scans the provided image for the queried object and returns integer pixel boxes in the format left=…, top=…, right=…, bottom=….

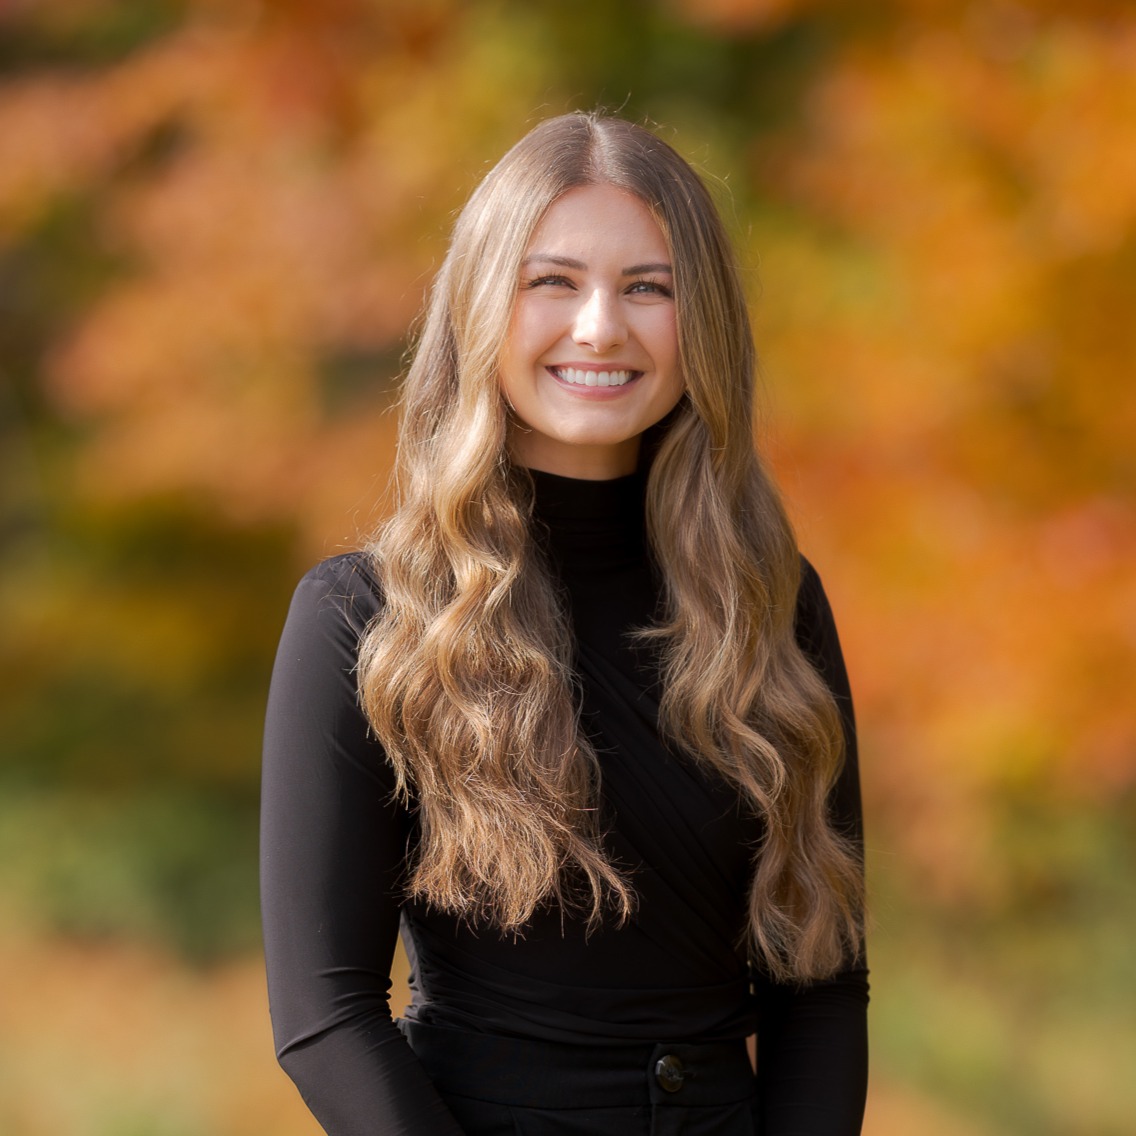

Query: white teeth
left=555, top=367, right=633, bottom=387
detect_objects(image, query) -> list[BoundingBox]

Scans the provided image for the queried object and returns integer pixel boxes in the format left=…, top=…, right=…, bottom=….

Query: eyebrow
left=522, top=254, right=673, bottom=276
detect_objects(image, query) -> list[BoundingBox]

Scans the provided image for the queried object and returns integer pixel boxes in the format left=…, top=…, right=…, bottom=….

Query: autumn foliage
left=1, top=1, right=1134, bottom=1132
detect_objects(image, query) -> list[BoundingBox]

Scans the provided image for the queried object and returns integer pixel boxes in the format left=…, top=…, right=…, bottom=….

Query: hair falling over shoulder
left=357, top=112, right=864, bottom=982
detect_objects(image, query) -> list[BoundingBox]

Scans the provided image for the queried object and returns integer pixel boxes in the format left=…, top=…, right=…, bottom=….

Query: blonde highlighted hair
left=358, top=112, right=863, bottom=982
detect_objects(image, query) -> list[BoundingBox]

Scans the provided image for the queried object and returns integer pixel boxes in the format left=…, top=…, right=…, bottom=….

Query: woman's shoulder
left=795, top=553, right=830, bottom=619
left=289, top=550, right=384, bottom=638
left=299, top=549, right=382, bottom=594
left=793, top=554, right=841, bottom=664
left=793, top=553, right=855, bottom=711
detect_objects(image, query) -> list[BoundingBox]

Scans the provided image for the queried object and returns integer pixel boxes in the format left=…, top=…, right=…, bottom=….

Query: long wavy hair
left=358, top=112, right=863, bottom=981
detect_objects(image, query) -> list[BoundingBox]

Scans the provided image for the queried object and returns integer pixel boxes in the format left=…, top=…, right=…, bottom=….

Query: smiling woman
left=261, top=112, right=868, bottom=1136
left=499, top=184, right=684, bottom=478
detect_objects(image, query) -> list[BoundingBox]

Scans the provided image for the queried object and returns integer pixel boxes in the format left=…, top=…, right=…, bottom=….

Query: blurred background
left=1, top=1, right=1133, bottom=1133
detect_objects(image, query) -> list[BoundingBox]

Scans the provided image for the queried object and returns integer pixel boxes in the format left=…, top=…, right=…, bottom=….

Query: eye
left=522, top=274, right=574, bottom=290
left=626, top=278, right=673, bottom=298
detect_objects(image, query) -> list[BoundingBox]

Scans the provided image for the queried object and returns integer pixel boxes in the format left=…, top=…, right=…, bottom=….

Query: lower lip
left=546, top=367, right=641, bottom=399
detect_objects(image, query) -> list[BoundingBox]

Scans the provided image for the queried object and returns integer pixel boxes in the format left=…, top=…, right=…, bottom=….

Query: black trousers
left=401, top=1019, right=758, bottom=1135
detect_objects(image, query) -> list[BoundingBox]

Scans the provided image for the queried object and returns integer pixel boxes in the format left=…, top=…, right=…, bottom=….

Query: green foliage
left=0, top=498, right=296, bottom=790
left=94, top=1116, right=202, bottom=1136
left=0, top=780, right=260, bottom=965
left=0, top=0, right=186, bottom=73
left=870, top=794, right=1136, bottom=1135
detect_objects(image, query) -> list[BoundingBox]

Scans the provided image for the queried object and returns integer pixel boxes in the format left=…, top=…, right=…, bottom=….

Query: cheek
left=498, top=312, right=550, bottom=419
left=647, top=311, right=681, bottom=375
left=504, top=298, right=556, bottom=361
left=498, top=311, right=529, bottom=394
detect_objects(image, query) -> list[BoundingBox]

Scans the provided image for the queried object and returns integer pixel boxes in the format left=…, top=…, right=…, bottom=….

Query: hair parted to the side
left=358, top=111, right=864, bottom=982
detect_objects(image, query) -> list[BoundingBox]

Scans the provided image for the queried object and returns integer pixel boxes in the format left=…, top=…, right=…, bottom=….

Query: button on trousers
left=400, top=1019, right=758, bottom=1135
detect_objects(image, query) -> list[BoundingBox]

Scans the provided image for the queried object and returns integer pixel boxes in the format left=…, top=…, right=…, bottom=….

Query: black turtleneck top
left=260, top=470, right=868, bottom=1135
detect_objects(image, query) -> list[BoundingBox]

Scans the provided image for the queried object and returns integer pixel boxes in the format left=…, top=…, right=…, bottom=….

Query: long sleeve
left=259, top=556, right=466, bottom=1136
left=752, top=560, right=870, bottom=1135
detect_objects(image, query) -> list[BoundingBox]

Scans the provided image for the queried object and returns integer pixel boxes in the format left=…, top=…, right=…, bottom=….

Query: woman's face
left=498, top=183, right=684, bottom=480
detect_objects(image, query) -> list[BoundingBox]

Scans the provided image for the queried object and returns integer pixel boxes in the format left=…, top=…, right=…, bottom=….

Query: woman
left=261, top=112, right=868, bottom=1135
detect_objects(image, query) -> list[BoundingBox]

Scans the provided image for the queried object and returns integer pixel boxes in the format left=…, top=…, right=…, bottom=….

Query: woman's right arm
left=260, top=557, right=466, bottom=1135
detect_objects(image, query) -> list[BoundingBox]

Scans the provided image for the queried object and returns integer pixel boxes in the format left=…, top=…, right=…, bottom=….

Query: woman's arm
left=751, top=559, right=870, bottom=1135
left=260, top=556, right=466, bottom=1136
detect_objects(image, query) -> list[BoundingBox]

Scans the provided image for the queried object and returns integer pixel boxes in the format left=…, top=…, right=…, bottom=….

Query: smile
left=550, top=367, right=638, bottom=388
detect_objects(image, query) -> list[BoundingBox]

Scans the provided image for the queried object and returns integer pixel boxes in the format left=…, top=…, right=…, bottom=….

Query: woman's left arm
left=752, top=559, right=870, bottom=1135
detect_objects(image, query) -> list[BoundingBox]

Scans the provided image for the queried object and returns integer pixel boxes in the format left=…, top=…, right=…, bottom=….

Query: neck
left=508, top=435, right=641, bottom=481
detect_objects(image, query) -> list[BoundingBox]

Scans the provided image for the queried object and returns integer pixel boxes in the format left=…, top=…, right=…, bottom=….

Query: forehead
left=524, top=184, right=669, bottom=259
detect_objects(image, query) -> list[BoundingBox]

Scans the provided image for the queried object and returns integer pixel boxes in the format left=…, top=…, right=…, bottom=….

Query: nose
left=572, top=288, right=627, bottom=353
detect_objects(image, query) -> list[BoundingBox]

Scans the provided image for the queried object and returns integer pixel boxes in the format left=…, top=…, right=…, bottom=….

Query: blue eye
left=627, top=278, right=673, bottom=298
left=523, top=274, right=573, bottom=289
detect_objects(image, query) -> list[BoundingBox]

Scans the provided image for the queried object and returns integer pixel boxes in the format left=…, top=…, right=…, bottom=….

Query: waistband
left=399, top=1019, right=755, bottom=1109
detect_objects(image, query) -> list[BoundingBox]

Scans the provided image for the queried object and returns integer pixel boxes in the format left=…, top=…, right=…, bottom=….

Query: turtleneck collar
left=528, top=467, right=649, bottom=576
